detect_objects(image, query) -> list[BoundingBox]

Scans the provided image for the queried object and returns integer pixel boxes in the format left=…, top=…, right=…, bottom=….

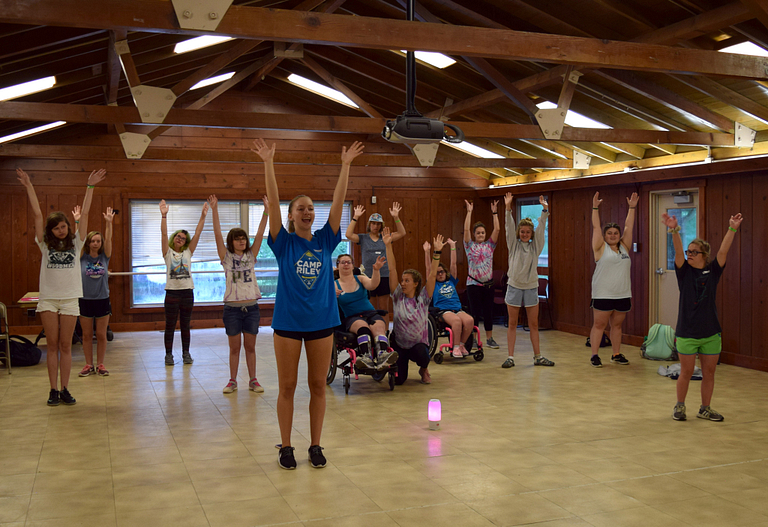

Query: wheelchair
left=326, top=309, right=397, bottom=394
left=428, top=309, right=484, bottom=364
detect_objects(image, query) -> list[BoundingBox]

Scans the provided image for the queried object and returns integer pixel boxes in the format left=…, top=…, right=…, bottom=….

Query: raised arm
left=534, top=195, right=549, bottom=254
left=103, top=207, right=114, bottom=258
left=389, top=201, right=407, bottom=242
left=252, top=139, right=282, bottom=240
left=251, top=195, right=269, bottom=257
left=621, top=192, right=639, bottom=251
left=346, top=204, right=364, bottom=243
left=447, top=238, right=458, bottom=277
left=423, top=240, right=432, bottom=275
left=160, top=200, right=169, bottom=257
left=661, top=213, right=684, bottom=268
left=383, top=227, right=398, bottom=294
left=78, top=169, right=106, bottom=241
left=208, top=195, right=226, bottom=261
left=427, top=235, right=444, bottom=298
left=591, top=191, right=604, bottom=253
left=490, top=200, right=500, bottom=243
left=504, top=192, right=516, bottom=249
left=187, top=201, right=209, bottom=255
left=17, top=169, right=44, bottom=242
left=463, top=200, right=473, bottom=243
left=329, top=141, right=365, bottom=234
left=360, top=256, right=385, bottom=291
left=717, top=213, right=743, bottom=267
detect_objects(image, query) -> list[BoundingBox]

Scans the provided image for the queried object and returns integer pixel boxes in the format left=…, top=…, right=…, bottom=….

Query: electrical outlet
left=371, top=196, right=377, bottom=204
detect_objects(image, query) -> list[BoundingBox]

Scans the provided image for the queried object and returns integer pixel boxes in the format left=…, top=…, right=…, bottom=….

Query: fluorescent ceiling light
left=396, top=50, right=456, bottom=69
left=0, top=76, right=56, bottom=102
left=174, top=36, right=234, bottom=54
left=719, top=41, right=768, bottom=57
left=286, top=74, right=359, bottom=108
left=0, top=121, right=66, bottom=144
left=536, top=101, right=611, bottom=129
left=442, top=140, right=504, bottom=158
left=190, top=72, right=235, bottom=90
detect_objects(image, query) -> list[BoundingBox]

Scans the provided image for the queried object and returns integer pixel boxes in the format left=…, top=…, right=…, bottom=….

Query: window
left=666, top=207, right=697, bottom=270
left=130, top=200, right=351, bottom=306
left=516, top=196, right=549, bottom=268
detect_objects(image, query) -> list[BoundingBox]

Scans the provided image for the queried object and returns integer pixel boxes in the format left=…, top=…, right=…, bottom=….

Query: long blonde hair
left=516, top=218, right=535, bottom=241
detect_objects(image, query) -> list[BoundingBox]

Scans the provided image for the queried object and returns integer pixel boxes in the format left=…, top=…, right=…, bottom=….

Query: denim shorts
left=223, top=304, right=261, bottom=336
left=37, top=298, right=79, bottom=317
left=505, top=286, right=538, bottom=307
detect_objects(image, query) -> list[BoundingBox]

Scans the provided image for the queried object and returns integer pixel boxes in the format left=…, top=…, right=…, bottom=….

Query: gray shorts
left=505, top=286, right=538, bottom=307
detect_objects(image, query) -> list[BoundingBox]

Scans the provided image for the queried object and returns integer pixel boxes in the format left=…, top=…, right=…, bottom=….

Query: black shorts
left=342, top=310, right=386, bottom=332
left=590, top=298, right=632, bottom=313
left=368, top=279, right=391, bottom=298
left=274, top=327, right=335, bottom=342
left=78, top=298, right=112, bottom=318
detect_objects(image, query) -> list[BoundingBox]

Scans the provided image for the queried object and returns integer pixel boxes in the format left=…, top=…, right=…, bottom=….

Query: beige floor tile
left=386, top=502, right=496, bottom=526
left=667, top=465, right=767, bottom=494
left=440, top=471, right=531, bottom=501
left=177, top=440, right=251, bottom=461
left=503, top=464, right=600, bottom=492
left=115, top=504, right=209, bottom=527
left=338, top=461, right=430, bottom=487
left=113, top=480, right=200, bottom=513
left=467, top=493, right=573, bottom=526
left=265, top=464, right=357, bottom=496
left=284, top=486, right=381, bottom=520
left=307, top=511, right=400, bottom=527
left=539, top=483, right=645, bottom=516
left=109, top=445, right=182, bottom=467
left=185, top=456, right=263, bottom=482
left=203, top=496, right=300, bottom=527
left=0, top=455, right=39, bottom=477
left=564, top=456, right=657, bottom=483
left=362, top=478, right=459, bottom=510
left=33, top=467, right=113, bottom=495
left=25, top=513, right=117, bottom=527
left=0, top=473, right=35, bottom=497
left=0, top=496, right=28, bottom=523
left=192, top=474, right=280, bottom=504
left=582, top=505, right=691, bottom=527
left=652, top=495, right=768, bottom=526
left=606, top=475, right=711, bottom=505
left=27, top=487, right=114, bottom=521
left=111, top=462, right=190, bottom=489
left=719, top=487, right=768, bottom=515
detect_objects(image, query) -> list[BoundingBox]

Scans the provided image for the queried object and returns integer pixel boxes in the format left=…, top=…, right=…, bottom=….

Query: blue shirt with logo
left=432, top=275, right=462, bottom=312
left=268, top=222, right=341, bottom=331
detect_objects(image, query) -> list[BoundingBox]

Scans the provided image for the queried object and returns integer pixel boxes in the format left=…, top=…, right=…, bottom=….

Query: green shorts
left=676, top=334, right=721, bottom=356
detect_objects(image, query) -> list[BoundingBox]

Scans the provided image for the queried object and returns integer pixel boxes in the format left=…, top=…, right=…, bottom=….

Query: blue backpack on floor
left=641, top=324, right=677, bottom=361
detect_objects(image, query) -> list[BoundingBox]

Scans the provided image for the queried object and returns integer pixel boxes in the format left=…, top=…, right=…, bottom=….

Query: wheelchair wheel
left=388, top=371, right=395, bottom=390
left=473, top=350, right=484, bottom=361
left=326, top=343, right=338, bottom=385
left=371, top=370, right=386, bottom=382
left=427, top=313, right=439, bottom=358
left=433, top=351, right=444, bottom=364
left=343, top=374, right=350, bottom=394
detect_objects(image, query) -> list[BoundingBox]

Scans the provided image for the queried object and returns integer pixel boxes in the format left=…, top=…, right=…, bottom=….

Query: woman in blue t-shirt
left=253, top=138, right=364, bottom=471
left=662, top=211, right=742, bottom=423
left=425, top=238, right=475, bottom=358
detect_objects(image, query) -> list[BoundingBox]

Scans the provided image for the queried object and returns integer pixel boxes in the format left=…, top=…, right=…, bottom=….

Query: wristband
left=75, top=221, right=79, bottom=223
left=492, top=212, right=498, bottom=215
left=432, top=255, right=441, bottom=260
left=450, top=248, right=456, bottom=251
left=87, top=185, right=95, bottom=189
left=433, top=250, right=442, bottom=254
left=350, top=218, right=357, bottom=222
left=162, top=215, right=167, bottom=219
left=667, top=226, right=681, bottom=234
left=542, top=209, right=548, bottom=213
left=729, top=226, right=737, bottom=232
left=395, top=219, right=401, bottom=223
left=592, top=207, right=599, bottom=210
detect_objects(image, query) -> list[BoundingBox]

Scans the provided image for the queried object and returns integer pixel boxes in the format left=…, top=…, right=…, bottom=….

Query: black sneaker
left=611, top=353, right=630, bottom=365
left=278, top=446, right=296, bottom=470
left=59, top=387, right=76, bottom=405
left=47, top=389, right=60, bottom=406
left=182, top=352, right=194, bottom=364
left=165, top=353, right=174, bottom=366
left=308, top=445, right=326, bottom=468
left=590, top=355, right=602, bottom=368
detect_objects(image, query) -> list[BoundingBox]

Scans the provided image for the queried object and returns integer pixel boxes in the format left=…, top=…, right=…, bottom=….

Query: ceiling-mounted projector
left=382, top=114, right=464, bottom=144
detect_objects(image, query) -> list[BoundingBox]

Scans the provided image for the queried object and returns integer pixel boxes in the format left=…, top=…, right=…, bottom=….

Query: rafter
left=298, top=55, right=383, bottom=118
left=673, top=74, right=768, bottom=123
left=737, top=0, right=768, bottom=33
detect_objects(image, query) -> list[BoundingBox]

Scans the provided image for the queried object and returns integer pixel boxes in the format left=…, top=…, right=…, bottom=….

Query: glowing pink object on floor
left=428, top=399, right=441, bottom=430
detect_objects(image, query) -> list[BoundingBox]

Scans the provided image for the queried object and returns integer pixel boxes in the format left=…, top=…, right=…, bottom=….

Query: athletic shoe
left=308, top=445, right=326, bottom=468
left=501, top=357, right=515, bottom=368
left=278, top=446, right=297, bottom=470
left=96, top=364, right=109, bottom=376
left=534, top=355, right=555, bottom=366
left=697, top=406, right=724, bottom=422
left=78, top=365, right=95, bottom=377
left=249, top=378, right=264, bottom=393
left=223, top=379, right=237, bottom=394
left=590, top=355, right=602, bottom=368
left=59, top=387, right=76, bottom=405
left=451, top=347, right=463, bottom=358
left=47, top=389, right=60, bottom=406
left=673, top=403, right=686, bottom=421
left=355, top=355, right=375, bottom=371
left=376, top=350, right=399, bottom=369
left=165, top=353, right=174, bottom=366
left=486, top=338, right=499, bottom=349
left=182, top=352, right=194, bottom=364
left=610, top=353, right=629, bottom=365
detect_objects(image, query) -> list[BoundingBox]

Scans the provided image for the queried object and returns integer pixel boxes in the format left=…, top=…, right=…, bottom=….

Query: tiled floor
left=1, top=326, right=767, bottom=527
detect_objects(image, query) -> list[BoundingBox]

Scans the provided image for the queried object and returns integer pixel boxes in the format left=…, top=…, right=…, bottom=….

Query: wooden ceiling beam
left=737, top=0, right=768, bottom=33
left=170, top=39, right=262, bottom=96
left=2, top=2, right=767, bottom=79
left=105, top=30, right=126, bottom=105
left=673, top=74, right=768, bottom=123
left=462, top=57, right=539, bottom=121
left=298, top=55, right=383, bottom=118
left=632, top=2, right=752, bottom=45
left=0, top=101, right=737, bottom=145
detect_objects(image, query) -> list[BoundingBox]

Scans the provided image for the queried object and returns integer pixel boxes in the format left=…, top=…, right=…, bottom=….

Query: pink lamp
left=428, top=399, right=441, bottom=430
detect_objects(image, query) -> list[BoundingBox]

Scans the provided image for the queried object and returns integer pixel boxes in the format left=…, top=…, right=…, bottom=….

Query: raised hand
left=504, top=192, right=513, bottom=209
left=201, top=202, right=209, bottom=216
left=353, top=204, right=365, bottom=220
left=593, top=192, right=602, bottom=209
left=341, top=141, right=365, bottom=165
left=447, top=238, right=457, bottom=249
left=661, top=213, right=678, bottom=229
left=627, top=192, right=639, bottom=208
left=87, top=168, right=107, bottom=186
left=490, top=200, right=499, bottom=213
left=539, top=195, right=548, bottom=209
left=72, top=205, right=82, bottom=222
left=382, top=226, right=392, bottom=245
left=251, top=138, right=276, bottom=161
left=103, top=207, right=115, bottom=223
left=372, top=255, right=386, bottom=270
left=262, top=195, right=269, bottom=210
left=433, top=234, right=445, bottom=252
left=423, top=240, right=431, bottom=253
left=207, top=195, right=218, bottom=209
left=159, top=200, right=169, bottom=216
left=729, top=213, right=743, bottom=230
left=465, top=200, right=473, bottom=213
left=16, top=168, right=32, bottom=187
left=389, top=201, right=402, bottom=218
